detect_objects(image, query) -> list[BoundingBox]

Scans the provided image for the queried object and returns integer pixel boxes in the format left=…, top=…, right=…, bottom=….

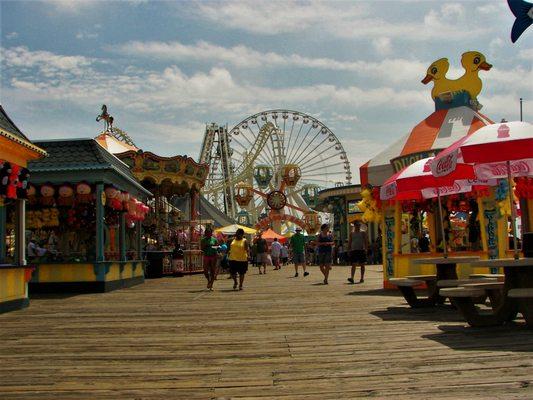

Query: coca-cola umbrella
left=431, top=121, right=533, bottom=259
left=380, top=157, right=478, bottom=258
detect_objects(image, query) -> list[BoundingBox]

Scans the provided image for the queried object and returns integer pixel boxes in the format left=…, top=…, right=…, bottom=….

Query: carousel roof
left=95, top=130, right=138, bottom=154
left=360, top=106, right=493, bottom=187
left=28, top=138, right=152, bottom=198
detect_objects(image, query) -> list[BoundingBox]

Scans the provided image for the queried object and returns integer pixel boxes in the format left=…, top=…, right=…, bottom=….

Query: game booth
left=0, top=106, right=47, bottom=312
left=359, top=51, right=532, bottom=288
left=26, top=138, right=151, bottom=293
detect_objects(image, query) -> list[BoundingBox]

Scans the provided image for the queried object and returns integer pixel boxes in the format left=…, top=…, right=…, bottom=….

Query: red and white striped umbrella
left=381, top=157, right=486, bottom=258
left=380, top=157, right=475, bottom=200
left=431, top=121, right=533, bottom=179
left=431, top=121, right=533, bottom=259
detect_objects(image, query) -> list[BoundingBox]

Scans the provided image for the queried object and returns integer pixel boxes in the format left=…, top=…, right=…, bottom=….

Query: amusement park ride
left=199, top=110, right=352, bottom=233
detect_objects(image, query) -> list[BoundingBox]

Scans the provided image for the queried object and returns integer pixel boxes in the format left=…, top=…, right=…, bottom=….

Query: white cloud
left=76, top=31, right=99, bottom=40
left=372, top=37, right=392, bottom=56
left=43, top=0, right=95, bottom=14
left=190, top=0, right=367, bottom=35
left=112, top=39, right=427, bottom=84
left=519, top=48, right=533, bottom=60
left=189, top=1, right=490, bottom=41
left=1, top=46, right=94, bottom=76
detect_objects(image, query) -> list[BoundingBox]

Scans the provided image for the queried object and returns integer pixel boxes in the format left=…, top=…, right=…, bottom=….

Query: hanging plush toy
left=40, top=184, right=56, bottom=206
left=0, top=161, right=11, bottom=197
left=76, top=182, right=93, bottom=204
left=57, top=184, right=74, bottom=207
left=27, top=184, right=38, bottom=205
left=6, top=164, right=20, bottom=199
left=105, top=186, right=122, bottom=210
left=16, top=168, right=30, bottom=199
left=49, top=207, right=60, bottom=227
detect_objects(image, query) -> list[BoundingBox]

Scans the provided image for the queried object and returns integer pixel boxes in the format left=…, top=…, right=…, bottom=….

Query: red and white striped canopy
left=380, top=157, right=478, bottom=200
left=431, top=121, right=533, bottom=179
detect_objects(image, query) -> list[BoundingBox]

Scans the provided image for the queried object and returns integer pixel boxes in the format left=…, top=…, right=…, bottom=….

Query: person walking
left=271, top=238, right=282, bottom=270
left=290, top=227, right=308, bottom=277
left=348, top=221, right=368, bottom=284
left=280, top=243, right=289, bottom=266
left=316, top=224, right=334, bottom=284
left=227, top=228, right=249, bottom=290
left=200, top=228, right=219, bottom=290
left=255, top=233, right=268, bottom=275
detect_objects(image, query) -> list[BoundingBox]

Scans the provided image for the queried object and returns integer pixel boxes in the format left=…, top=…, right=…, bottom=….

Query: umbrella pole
left=437, top=189, right=448, bottom=258
left=507, top=161, right=519, bottom=260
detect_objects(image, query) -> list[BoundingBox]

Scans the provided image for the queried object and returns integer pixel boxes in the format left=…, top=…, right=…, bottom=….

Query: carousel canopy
left=28, top=138, right=152, bottom=199
left=95, top=132, right=138, bottom=154
left=115, top=150, right=209, bottom=196
left=360, top=106, right=493, bottom=187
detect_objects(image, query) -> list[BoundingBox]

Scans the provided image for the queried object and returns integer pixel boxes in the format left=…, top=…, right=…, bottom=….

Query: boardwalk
left=1, top=265, right=532, bottom=399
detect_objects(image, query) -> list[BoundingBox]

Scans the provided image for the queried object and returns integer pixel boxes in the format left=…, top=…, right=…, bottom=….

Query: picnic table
left=389, top=256, right=481, bottom=308
left=442, top=258, right=533, bottom=327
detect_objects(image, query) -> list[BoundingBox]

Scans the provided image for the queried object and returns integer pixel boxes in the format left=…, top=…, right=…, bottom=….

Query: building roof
left=28, top=138, right=151, bottom=198
left=318, top=184, right=362, bottom=199
left=0, top=105, right=47, bottom=157
left=360, top=106, right=493, bottom=186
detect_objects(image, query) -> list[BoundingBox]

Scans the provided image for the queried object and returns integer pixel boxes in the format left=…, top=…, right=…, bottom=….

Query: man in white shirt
left=270, top=238, right=282, bottom=270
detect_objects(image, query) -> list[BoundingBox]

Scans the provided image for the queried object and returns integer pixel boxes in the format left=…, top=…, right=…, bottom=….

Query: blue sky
left=1, top=0, right=532, bottom=183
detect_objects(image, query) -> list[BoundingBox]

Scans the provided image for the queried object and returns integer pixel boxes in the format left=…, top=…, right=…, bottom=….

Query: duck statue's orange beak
left=479, top=61, right=492, bottom=71
left=421, top=74, right=433, bottom=84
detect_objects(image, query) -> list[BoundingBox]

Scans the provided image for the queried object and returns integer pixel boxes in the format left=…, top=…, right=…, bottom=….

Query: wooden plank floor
left=1, top=264, right=533, bottom=399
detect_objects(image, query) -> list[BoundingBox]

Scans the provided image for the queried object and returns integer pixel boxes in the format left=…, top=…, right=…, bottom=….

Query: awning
left=360, top=106, right=493, bottom=187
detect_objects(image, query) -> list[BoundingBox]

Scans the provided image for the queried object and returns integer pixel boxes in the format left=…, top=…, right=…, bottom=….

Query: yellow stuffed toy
left=357, top=188, right=381, bottom=223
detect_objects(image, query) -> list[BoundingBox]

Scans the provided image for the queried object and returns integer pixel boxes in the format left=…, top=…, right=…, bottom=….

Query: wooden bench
left=440, top=287, right=486, bottom=298
left=405, top=275, right=437, bottom=281
left=508, top=288, right=533, bottom=327
left=388, top=278, right=438, bottom=308
left=437, top=278, right=497, bottom=288
left=388, top=278, right=424, bottom=287
left=469, top=273, right=505, bottom=280
left=508, top=288, right=533, bottom=298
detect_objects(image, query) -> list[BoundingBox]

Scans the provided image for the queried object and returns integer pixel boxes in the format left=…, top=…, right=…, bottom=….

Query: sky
left=1, top=0, right=532, bottom=185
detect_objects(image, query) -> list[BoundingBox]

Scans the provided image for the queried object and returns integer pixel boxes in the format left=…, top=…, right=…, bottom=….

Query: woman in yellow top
left=228, top=228, right=249, bottom=290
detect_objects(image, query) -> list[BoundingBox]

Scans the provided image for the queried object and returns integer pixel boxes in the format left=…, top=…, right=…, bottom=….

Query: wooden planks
left=1, top=265, right=532, bottom=399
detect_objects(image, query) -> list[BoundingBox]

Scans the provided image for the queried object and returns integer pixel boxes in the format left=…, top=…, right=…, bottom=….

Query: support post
left=0, top=204, right=6, bottom=263
left=96, top=183, right=105, bottom=262
left=136, top=219, right=142, bottom=260
left=119, top=212, right=126, bottom=261
left=189, top=190, right=197, bottom=250
left=15, top=199, right=26, bottom=266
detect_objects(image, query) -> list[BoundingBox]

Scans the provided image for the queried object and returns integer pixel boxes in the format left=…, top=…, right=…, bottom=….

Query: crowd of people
left=197, top=221, right=381, bottom=291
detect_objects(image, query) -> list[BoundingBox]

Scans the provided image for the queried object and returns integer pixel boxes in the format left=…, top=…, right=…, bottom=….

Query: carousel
left=94, top=106, right=210, bottom=275
left=359, top=51, right=531, bottom=288
left=0, top=105, right=47, bottom=312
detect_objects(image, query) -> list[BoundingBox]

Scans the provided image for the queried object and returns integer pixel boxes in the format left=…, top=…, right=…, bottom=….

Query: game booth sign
left=359, top=51, right=531, bottom=288
left=0, top=106, right=47, bottom=313
left=26, top=139, right=151, bottom=293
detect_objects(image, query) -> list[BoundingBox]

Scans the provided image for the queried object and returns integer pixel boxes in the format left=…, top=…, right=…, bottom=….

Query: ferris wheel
left=200, top=109, right=352, bottom=230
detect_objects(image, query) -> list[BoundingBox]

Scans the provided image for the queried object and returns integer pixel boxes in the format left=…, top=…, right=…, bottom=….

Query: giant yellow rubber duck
left=422, top=51, right=492, bottom=102
left=421, top=58, right=450, bottom=99
left=458, top=51, right=492, bottom=101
